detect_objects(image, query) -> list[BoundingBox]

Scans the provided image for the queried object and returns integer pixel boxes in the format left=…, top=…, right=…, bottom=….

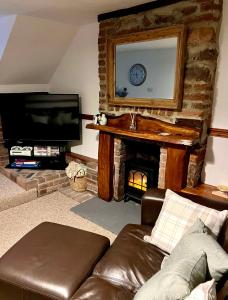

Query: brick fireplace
left=92, top=0, right=222, bottom=201
left=113, top=135, right=205, bottom=201
left=87, top=114, right=203, bottom=201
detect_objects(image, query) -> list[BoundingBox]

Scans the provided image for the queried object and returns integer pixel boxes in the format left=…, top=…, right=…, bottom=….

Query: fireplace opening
left=125, top=158, right=159, bottom=203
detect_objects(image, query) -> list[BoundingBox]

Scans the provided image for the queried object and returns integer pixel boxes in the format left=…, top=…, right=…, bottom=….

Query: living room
left=0, top=0, right=227, bottom=299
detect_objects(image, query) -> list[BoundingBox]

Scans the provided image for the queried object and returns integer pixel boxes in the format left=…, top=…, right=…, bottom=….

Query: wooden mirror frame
left=107, top=25, right=186, bottom=110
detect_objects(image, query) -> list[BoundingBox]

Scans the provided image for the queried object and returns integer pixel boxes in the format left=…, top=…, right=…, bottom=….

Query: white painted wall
left=0, top=84, right=49, bottom=93
left=116, top=48, right=176, bottom=99
left=202, top=0, right=228, bottom=186
left=49, top=22, right=99, bottom=159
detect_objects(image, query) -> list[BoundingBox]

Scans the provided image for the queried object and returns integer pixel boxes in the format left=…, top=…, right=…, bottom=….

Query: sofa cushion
left=72, top=276, right=134, bottom=300
left=0, top=222, right=110, bottom=300
left=163, top=219, right=228, bottom=282
left=93, top=224, right=165, bottom=293
left=134, top=251, right=207, bottom=300
left=185, top=279, right=216, bottom=300
left=144, top=189, right=227, bottom=254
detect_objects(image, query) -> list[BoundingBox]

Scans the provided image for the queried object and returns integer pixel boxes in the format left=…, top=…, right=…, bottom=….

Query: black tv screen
left=0, top=93, right=81, bottom=142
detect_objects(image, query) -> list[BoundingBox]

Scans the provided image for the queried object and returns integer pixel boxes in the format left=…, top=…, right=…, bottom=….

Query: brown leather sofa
left=72, top=190, right=228, bottom=300
left=0, top=190, right=227, bottom=300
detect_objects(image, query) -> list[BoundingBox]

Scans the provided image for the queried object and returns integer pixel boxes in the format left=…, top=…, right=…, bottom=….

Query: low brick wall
left=0, top=167, right=69, bottom=197
left=65, top=153, right=98, bottom=195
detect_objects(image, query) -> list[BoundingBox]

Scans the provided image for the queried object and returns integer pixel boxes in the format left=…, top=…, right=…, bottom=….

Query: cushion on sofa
left=144, top=189, right=227, bottom=253
left=163, top=219, right=228, bottom=282
left=184, top=279, right=216, bottom=300
left=72, top=276, right=134, bottom=300
left=93, top=224, right=165, bottom=293
left=134, top=251, right=207, bottom=300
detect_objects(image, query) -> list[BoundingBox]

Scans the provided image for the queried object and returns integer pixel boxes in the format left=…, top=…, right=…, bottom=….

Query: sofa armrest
left=141, top=199, right=163, bottom=226
left=141, top=188, right=166, bottom=227
left=141, top=189, right=165, bottom=226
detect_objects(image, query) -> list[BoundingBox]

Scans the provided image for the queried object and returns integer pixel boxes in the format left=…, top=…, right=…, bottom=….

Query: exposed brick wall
left=114, top=138, right=127, bottom=200
left=65, top=155, right=98, bottom=195
left=187, top=146, right=206, bottom=187
left=0, top=167, right=69, bottom=197
left=158, top=147, right=168, bottom=189
left=98, top=0, right=222, bottom=126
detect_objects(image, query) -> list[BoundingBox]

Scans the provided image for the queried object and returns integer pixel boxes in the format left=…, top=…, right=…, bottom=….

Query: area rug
left=71, top=197, right=141, bottom=234
left=0, top=191, right=116, bottom=257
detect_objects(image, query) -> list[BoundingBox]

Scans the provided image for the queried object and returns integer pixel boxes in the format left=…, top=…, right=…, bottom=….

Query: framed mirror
left=107, top=25, right=186, bottom=110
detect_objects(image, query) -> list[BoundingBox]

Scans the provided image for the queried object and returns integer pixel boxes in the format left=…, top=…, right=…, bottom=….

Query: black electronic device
left=0, top=93, right=81, bottom=142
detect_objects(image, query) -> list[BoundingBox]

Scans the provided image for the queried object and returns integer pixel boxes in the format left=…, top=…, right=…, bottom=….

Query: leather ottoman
left=0, top=222, right=110, bottom=300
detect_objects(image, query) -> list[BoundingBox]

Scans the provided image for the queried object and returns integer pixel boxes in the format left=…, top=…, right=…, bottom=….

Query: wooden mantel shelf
left=87, top=114, right=201, bottom=201
left=86, top=114, right=200, bottom=146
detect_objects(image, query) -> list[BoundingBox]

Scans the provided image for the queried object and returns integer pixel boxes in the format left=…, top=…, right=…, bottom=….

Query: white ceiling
left=0, top=0, right=155, bottom=25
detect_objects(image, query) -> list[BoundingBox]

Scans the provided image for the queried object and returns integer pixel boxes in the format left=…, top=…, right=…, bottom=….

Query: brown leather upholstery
left=0, top=191, right=227, bottom=300
left=93, top=224, right=165, bottom=293
left=0, top=222, right=110, bottom=300
left=71, top=276, right=134, bottom=300
left=141, top=188, right=166, bottom=227
left=73, top=224, right=165, bottom=300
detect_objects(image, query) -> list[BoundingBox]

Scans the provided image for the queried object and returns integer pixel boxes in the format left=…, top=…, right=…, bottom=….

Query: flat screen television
left=0, top=93, right=81, bottom=142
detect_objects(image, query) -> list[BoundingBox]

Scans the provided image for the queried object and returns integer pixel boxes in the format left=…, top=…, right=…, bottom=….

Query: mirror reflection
left=115, top=37, right=177, bottom=100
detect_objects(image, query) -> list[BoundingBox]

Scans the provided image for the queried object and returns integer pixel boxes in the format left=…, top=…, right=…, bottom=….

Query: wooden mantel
left=87, top=114, right=200, bottom=146
left=86, top=114, right=201, bottom=201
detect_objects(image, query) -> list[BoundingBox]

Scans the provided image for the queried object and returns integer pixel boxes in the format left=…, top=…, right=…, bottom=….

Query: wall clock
left=129, top=63, right=147, bottom=86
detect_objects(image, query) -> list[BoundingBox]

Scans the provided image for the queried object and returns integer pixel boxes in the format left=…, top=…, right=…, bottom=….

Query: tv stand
left=6, top=142, right=67, bottom=170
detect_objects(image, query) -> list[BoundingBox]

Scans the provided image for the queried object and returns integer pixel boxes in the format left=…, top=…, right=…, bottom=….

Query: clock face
left=129, top=64, right=147, bottom=86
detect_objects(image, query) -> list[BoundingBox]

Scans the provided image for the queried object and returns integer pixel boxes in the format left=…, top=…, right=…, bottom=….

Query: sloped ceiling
left=0, top=0, right=153, bottom=25
left=0, top=15, right=16, bottom=59
left=0, top=15, right=77, bottom=84
left=0, top=0, right=154, bottom=85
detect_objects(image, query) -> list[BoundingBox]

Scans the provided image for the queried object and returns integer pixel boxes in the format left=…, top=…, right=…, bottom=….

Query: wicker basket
left=70, top=176, right=87, bottom=192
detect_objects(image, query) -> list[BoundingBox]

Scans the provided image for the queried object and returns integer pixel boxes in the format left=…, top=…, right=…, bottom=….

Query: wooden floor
left=181, top=183, right=228, bottom=203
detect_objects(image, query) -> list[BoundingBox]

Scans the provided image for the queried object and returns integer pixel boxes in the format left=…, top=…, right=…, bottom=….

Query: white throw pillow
left=144, top=189, right=227, bottom=253
left=185, top=279, right=216, bottom=300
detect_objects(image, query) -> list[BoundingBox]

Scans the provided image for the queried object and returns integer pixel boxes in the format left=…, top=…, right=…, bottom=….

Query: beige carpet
left=0, top=191, right=116, bottom=257
left=0, top=173, right=37, bottom=211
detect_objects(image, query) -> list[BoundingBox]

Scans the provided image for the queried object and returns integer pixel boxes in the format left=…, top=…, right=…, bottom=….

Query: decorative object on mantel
left=129, top=113, right=136, bottom=130
left=115, top=87, right=128, bottom=97
left=93, top=113, right=107, bottom=126
left=212, top=185, right=228, bottom=199
left=65, top=161, right=87, bottom=192
left=99, top=113, right=107, bottom=126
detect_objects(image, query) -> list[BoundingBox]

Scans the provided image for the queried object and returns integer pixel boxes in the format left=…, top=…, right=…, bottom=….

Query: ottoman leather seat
left=0, top=222, right=110, bottom=300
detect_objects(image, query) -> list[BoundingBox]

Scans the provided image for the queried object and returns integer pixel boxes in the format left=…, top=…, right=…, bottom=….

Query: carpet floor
left=0, top=191, right=116, bottom=257
left=71, top=197, right=141, bottom=234
left=0, top=172, right=37, bottom=211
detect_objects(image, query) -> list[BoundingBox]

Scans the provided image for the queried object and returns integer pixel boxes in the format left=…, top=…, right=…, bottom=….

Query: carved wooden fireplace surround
left=87, top=114, right=200, bottom=201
